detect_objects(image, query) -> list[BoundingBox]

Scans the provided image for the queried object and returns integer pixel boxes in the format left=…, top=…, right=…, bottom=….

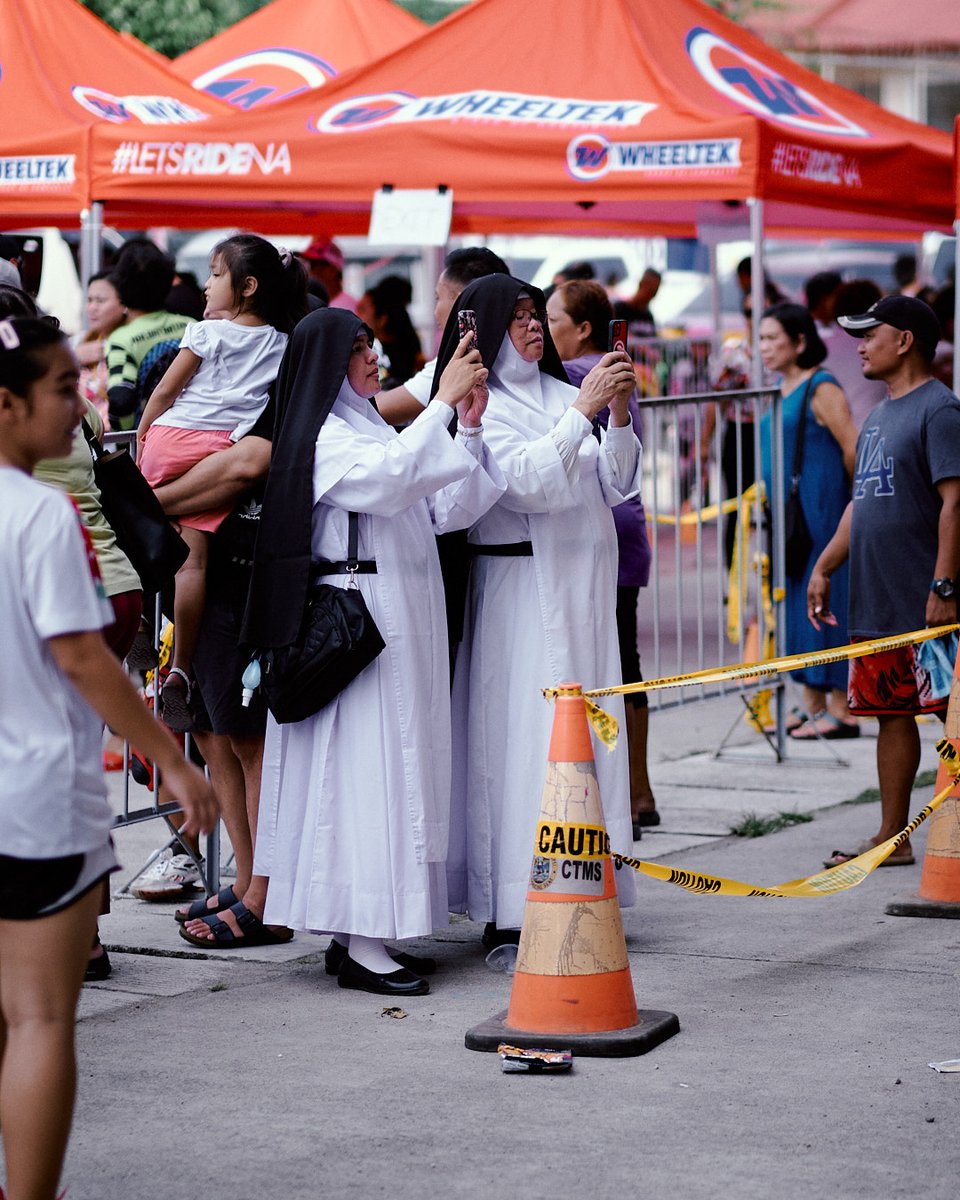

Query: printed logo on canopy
left=72, top=86, right=208, bottom=125
left=686, top=26, right=870, bottom=138
left=191, top=49, right=336, bottom=109
left=311, top=90, right=657, bottom=133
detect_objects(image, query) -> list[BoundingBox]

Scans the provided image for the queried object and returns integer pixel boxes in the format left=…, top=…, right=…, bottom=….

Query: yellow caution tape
left=609, top=738, right=960, bottom=898
left=654, top=495, right=744, bottom=526
left=582, top=625, right=960, bottom=699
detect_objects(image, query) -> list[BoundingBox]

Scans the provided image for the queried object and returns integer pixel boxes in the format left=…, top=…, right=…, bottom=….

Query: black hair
left=761, top=302, right=827, bottom=369
left=932, top=285, right=955, bottom=330
left=0, top=284, right=43, bottom=320
left=736, top=256, right=786, bottom=304
left=804, top=271, right=842, bottom=311
left=442, top=246, right=510, bottom=288
left=833, top=279, right=882, bottom=319
left=0, top=317, right=68, bottom=398
left=112, top=238, right=175, bottom=312
left=87, top=269, right=119, bottom=289
left=554, top=280, right=613, bottom=353
left=213, top=234, right=309, bottom=334
left=558, top=260, right=596, bottom=282
left=893, top=253, right=917, bottom=289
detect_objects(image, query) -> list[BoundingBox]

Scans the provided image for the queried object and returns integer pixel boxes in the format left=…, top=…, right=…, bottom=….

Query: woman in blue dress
left=760, top=303, right=860, bottom=739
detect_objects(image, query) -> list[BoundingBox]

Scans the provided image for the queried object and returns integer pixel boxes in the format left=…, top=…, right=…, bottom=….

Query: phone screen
left=608, top=319, right=628, bottom=354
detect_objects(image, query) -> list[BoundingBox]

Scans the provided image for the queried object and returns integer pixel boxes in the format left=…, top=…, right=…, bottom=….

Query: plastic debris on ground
left=498, top=1044, right=573, bottom=1073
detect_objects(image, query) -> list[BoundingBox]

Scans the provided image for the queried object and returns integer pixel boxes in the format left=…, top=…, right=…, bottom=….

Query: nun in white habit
left=243, top=308, right=504, bottom=996
left=438, top=275, right=641, bottom=941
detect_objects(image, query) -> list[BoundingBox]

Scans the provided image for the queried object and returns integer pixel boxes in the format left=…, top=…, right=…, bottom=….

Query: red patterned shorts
left=848, top=637, right=949, bottom=718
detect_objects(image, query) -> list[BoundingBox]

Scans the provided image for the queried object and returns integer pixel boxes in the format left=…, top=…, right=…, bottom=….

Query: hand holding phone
left=608, top=319, right=628, bottom=355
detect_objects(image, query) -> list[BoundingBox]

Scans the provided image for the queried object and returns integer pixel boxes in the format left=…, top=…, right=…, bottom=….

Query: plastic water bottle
left=485, top=944, right=518, bottom=974
left=241, top=656, right=261, bottom=708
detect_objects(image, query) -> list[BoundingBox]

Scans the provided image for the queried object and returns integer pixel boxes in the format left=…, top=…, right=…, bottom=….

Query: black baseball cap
left=0, top=234, right=23, bottom=262
left=838, top=295, right=941, bottom=361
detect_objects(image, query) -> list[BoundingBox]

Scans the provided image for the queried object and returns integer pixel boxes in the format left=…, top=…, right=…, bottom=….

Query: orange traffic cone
left=887, top=645, right=960, bottom=917
left=465, top=684, right=679, bottom=1056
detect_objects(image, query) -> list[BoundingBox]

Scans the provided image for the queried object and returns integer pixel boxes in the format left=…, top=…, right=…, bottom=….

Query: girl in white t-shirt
left=137, top=235, right=307, bottom=730
left=0, top=316, right=216, bottom=1200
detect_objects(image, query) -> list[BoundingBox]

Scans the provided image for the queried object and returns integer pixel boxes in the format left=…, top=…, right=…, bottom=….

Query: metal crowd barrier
left=101, top=430, right=222, bottom=895
left=635, top=384, right=796, bottom=760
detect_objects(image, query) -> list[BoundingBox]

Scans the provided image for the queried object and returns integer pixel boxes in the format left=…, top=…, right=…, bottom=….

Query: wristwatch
left=930, top=578, right=956, bottom=600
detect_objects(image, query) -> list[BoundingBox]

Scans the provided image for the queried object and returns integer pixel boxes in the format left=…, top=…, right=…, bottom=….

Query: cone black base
left=465, top=1008, right=680, bottom=1057
left=885, top=894, right=960, bottom=918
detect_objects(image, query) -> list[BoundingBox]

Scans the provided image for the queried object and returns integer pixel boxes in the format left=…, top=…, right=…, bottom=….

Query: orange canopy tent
left=0, top=0, right=231, bottom=226
left=173, top=0, right=425, bottom=111
left=89, top=0, right=953, bottom=238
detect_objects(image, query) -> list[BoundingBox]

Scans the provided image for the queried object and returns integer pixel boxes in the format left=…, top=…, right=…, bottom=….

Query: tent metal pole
left=708, top=240, right=721, bottom=355
left=954, top=220, right=959, bottom=398
left=748, top=197, right=764, bottom=388
left=79, top=202, right=103, bottom=291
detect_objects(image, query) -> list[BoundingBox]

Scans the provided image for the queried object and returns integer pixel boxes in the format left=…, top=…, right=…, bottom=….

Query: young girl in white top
left=0, top=316, right=216, bottom=1200
left=137, top=234, right=307, bottom=730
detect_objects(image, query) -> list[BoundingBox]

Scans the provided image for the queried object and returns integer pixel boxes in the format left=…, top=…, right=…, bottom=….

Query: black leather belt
left=468, top=542, right=533, bottom=557
left=312, top=560, right=377, bottom=576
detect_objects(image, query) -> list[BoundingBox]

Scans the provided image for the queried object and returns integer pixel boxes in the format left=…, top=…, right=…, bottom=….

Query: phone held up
left=608, top=318, right=628, bottom=355
left=458, top=309, right=478, bottom=349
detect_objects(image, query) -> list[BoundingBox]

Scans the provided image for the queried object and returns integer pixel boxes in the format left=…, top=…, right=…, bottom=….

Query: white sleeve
left=23, top=491, right=110, bottom=639
left=483, top=406, right=593, bottom=514
left=314, top=399, right=503, bottom=522
left=598, top=422, right=643, bottom=506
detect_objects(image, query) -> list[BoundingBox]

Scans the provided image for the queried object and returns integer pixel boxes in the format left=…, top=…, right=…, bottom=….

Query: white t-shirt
left=403, top=356, right=436, bottom=408
left=154, top=319, right=287, bottom=440
left=0, top=470, right=114, bottom=858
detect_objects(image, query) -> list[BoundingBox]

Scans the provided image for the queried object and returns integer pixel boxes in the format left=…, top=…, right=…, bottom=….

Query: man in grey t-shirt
left=808, top=297, right=960, bottom=867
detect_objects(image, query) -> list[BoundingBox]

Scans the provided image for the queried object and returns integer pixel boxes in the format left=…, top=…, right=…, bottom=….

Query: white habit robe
left=448, top=338, right=641, bottom=929
left=256, top=388, right=505, bottom=938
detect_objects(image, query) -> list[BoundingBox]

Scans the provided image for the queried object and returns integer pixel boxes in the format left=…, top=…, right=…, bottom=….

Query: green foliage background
left=80, top=0, right=762, bottom=58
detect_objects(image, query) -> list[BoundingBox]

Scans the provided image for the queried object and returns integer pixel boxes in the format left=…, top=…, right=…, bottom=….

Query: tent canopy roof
left=173, top=0, right=425, bottom=110
left=87, top=0, right=954, bottom=234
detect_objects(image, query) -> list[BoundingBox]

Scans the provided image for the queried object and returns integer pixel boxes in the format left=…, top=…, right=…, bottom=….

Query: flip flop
left=823, top=843, right=915, bottom=869
left=174, top=885, right=237, bottom=924
left=791, top=711, right=860, bottom=741
left=178, top=900, right=295, bottom=948
left=160, top=667, right=195, bottom=733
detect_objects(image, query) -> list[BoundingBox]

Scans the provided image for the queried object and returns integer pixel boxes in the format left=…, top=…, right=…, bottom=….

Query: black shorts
left=193, top=594, right=267, bottom=739
left=0, top=842, right=117, bottom=921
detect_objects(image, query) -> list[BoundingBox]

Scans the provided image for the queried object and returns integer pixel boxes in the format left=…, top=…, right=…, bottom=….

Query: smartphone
left=458, top=309, right=478, bottom=347
left=608, top=319, right=628, bottom=354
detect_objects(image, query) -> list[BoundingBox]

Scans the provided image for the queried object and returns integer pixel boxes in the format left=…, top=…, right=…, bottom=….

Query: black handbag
left=81, top=420, right=189, bottom=594
left=783, top=376, right=815, bottom=581
left=260, top=511, right=385, bottom=724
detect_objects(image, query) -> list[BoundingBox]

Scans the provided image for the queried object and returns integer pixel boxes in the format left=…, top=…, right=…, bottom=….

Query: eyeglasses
left=512, top=308, right=546, bottom=327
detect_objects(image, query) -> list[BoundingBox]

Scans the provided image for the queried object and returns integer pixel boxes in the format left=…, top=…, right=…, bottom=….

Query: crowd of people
left=2, top=229, right=959, bottom=1198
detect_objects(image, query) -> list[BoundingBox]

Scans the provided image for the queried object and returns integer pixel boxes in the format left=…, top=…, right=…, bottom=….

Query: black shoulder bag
left=81, top=419, right=189, bottom=594
left=260, top=511, right=386, bottom=724
left=783, top=375, right=815, bottom=581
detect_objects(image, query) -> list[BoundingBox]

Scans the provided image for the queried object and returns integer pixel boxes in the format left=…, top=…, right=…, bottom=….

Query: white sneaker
left=130, top=848, right=204, bottom=901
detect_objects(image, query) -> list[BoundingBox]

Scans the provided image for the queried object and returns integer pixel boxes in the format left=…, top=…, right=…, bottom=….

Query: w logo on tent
left=686, top=26, right=870, bottom=139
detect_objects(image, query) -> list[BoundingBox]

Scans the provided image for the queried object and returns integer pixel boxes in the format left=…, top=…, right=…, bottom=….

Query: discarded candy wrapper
left=381, top=1007, right=408, bottom=1020
left=928, top=1059, right=960, bottom=1073
left=498, top=1043, right=572, bottom=1073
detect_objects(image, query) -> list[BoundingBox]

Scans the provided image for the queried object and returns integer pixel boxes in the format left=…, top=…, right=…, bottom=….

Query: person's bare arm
left=48, top=631, right=217, bottom=836
left=811, top=380, right=858, bottom=477
left=155, top=436, right=271, bottom=517
left=927, top=478, right=960, bottom=627
left=137, top=348, right=201, bottom=447
left=376, top=384, right=426, bottom=426
left=807, top=501, right=853, bottom=630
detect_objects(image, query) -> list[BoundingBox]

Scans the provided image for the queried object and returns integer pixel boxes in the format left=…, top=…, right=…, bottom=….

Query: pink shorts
left=139, top=426, right=234, bottom=533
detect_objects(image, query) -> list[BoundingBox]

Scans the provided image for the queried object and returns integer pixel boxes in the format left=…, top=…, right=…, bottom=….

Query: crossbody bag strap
left=346, top=511, right=360, bottom=572
left=790, top=373, right=816, bottom=488
left=80, top=416, right=105, bottom=460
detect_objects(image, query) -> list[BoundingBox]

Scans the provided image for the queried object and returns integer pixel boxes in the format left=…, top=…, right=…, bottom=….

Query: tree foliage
left=81, top=1, right=264, bottom=57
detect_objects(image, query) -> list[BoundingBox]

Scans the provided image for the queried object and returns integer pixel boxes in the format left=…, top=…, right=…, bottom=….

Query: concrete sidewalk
left=27, top=698, right=960, bottom=1197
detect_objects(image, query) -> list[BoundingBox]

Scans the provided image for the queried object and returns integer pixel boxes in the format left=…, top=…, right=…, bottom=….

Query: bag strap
left=346, top=511, right=360, bottom=572
left=80, top=417, right=106, bottom=461
left=790, top=373, right=816, bottom=487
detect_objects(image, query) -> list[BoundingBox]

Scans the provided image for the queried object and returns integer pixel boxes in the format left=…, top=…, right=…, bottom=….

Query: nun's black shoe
left=324, top=939, right=437, bottom=977
left=84, top=948, right=112, bottom=983
left=337, top=955, right=430, bottom=996
left=481, top=923, right=521, bottom=949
